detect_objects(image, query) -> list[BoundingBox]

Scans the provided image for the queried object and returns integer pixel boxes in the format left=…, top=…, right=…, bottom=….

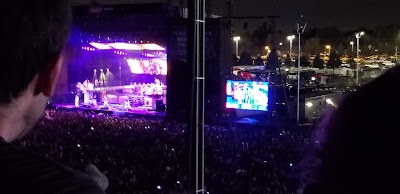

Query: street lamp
left=355, top=31, right=365, bottom=85
left=326, top=45, right=331, bottom=54
left=233, top=36, right=240, bottom=57
left=350, top=41, right=354, bottom=53
left=265, top=46, right=271, bottom=55
left=287, top=35, right=295, bottom=56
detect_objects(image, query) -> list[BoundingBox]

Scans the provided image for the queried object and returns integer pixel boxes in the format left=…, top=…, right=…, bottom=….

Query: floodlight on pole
left=350, top=41, right=354, bottom=53
left=287, top=35, right=295, bottom=56
left=326, top=45, right=331, bottom=54
left=355, top=31, right=365, bottom=85
left=265, top=46, right=271, bottom=54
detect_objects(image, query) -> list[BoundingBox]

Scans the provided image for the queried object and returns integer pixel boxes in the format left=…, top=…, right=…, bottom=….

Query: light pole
left=355, top=31, right=365, bottom=85
left=326, top=45, right=331, bottom=55
left=297, top=23, right=307, bottom=124
left=350, top=41, right=354, bottom=53
left=287, top=35, right=295, bottom=56
left=233, top=36, right=240, bottom=57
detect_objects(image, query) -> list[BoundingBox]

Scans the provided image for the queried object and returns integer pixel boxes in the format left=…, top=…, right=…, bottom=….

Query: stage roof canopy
left=89, top=42, right=166, bottom=51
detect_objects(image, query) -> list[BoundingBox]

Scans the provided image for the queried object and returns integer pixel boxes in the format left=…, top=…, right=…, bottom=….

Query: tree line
left=237, top=23, right=400, bottom=56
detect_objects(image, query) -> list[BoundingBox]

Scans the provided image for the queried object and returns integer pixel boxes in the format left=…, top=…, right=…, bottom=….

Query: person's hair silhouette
left=0, top=1, right=106, bottom=193
left=302, top=66, right=400, bottom=194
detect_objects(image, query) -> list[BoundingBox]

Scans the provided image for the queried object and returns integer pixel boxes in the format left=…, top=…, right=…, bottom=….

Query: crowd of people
left=13, top=109, right=312, bottom=194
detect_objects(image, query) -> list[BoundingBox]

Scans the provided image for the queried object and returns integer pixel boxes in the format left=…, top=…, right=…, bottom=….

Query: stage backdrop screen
left=226, top=80, right=269, bottom=111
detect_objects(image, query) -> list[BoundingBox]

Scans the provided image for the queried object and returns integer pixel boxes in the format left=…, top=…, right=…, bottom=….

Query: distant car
left=238, top=71, right=254, bottom=80
left=340, top=64, right=350, bottom=68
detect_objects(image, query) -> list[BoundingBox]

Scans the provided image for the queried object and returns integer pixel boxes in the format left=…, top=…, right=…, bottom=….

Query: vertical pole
left=188, top=0, right=205, bottom=193
left=235, top=41, right=239, bottom=57
left=296, top=34, right=301, bottom=124
left=296, top=22, right=306, bottom=124
left=289, top=39, right=292, bottom=56
left=356, top=36, right=360, bottom=85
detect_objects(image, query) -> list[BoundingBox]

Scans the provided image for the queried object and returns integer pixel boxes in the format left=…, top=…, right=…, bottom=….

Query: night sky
left=211, top=0, right=400, bottom=33
left=72, top=0, right=400, bottom=32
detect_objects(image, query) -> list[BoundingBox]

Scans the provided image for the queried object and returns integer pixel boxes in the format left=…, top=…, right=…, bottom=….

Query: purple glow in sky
left=89, top=42, right=166, bottom=51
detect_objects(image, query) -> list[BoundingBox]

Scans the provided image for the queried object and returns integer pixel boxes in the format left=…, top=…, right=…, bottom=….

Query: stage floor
left=55, top=103, right=166, bottom=117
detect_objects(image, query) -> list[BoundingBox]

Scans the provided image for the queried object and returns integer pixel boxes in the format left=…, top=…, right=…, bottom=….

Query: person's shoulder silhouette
left=0, top=137, right=104, bottom=193
left=302, top=65, right=400, bottom=194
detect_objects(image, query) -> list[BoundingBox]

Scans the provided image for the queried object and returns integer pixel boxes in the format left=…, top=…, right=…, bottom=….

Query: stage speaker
left=156, top=100, right=166, bottom=112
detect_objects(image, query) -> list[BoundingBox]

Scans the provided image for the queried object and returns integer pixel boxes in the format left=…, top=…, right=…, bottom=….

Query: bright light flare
left=326, top=98, right=337, bottom=107
left=287, top=35, right=295, bottom=40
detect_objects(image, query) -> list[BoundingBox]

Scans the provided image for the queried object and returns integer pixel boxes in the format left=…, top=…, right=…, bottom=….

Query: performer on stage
left=99, top=69, right=106, bottom=86
left=123, top=99, right=132, bottom=111
left=103, top=96, right=109, bottom=108
left=154, top=79, right=163, bottom=95
left=93, top=69, right=99, bottom=87
left=75, top=94, right=80, bottom=107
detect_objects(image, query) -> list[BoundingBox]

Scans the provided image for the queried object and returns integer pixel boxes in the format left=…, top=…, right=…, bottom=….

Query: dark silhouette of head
left=302, top=65, right=400, bottom=194
left=0, top=0, right=71, bottom=142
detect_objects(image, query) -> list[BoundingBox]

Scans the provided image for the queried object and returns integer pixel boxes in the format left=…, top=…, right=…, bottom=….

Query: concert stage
left=54, top=103, right=165, bottom=118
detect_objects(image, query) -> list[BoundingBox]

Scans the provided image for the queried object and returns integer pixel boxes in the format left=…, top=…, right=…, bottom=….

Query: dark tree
left=313, top=54, right=325, bottom=69
left=304, top=38, right=321, bottom=55
left=336, top=44, right=346, bottom=56
left=233, top=54, right=239, bottom=66
left=238, top=51, right=253, bottom=65
left=266, top=49, right=279, bottom=69
left=251, top=22, right=272, bottom=53
left=295, top=55, right=310, bottom=67
left=254, top=57, right=265, bottom=66
left=347, top=57, right=357, bottom=69
left=284, top=53, right=293, bottom=67
left=327, top=51, right=342, bottom=73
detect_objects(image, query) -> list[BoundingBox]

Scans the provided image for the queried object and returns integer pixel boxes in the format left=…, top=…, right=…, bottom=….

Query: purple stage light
left=89, top=42, right=166, bottom=51
left=81, top=46, right=96, bottom=51
left=110, top=43, right=141, bottom=50
left=113, top=51, right=127, bottom=56
left=142, top=53, right=155, bottom=58
left=89, top=42, right=112, bottom=50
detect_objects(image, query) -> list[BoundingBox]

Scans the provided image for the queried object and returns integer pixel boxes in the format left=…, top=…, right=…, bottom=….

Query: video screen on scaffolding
left=226, top=80, right=269, bottom=111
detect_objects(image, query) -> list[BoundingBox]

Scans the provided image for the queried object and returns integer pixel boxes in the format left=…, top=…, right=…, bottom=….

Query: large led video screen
left=126, top=59, right=167, bottom=75
left=226, top=80, right=269, bottom=111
